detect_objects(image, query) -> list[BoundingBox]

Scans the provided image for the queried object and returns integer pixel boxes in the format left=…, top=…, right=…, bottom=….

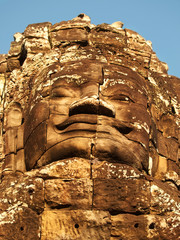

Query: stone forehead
left=33, top=59, right=146, bottom=84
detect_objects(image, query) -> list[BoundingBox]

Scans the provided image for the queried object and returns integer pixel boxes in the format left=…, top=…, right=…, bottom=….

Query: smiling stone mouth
left=55, top=114, right=97, bottom=131
left=55, top=114, right=133, bottom=135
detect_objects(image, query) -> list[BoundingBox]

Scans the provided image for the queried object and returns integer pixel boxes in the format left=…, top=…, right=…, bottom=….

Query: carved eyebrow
left=101, top=88, right=134, bottom=99
left=104, top=78, right=145, bottom=93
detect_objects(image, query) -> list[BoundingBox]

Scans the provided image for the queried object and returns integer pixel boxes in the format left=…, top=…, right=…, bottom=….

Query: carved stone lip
left=98, top=116, right=133, bottom=135
left=55, top=114, right=133, bottom=135
left=55, top=114, right=97, bottom=132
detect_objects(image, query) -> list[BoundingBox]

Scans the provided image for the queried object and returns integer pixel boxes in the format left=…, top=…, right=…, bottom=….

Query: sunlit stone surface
left=0, top=14, right=179, bottom=240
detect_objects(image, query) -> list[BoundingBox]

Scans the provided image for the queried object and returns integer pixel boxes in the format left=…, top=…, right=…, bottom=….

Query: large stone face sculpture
left=25, top=58, right=150, bottom=172
left=0, top=14, right=179, bottom=239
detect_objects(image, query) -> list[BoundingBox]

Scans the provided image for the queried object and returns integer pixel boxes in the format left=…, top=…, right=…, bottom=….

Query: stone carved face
left=24, top=59, right=150, bottom=171
left=2, top=17, right=179, bottom=180
left=1, top=17, right=179, bottom=240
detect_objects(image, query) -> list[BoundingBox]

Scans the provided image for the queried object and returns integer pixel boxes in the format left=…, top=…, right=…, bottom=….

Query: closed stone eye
left=52, top=88, right=75, bottom=98
left=110, top=94, right=134, bottom=102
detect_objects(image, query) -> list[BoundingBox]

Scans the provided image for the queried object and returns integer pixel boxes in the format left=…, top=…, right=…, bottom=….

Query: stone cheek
left=24, top=101, right=49, bottom=144
left=24, top=122, right=47, bottom=170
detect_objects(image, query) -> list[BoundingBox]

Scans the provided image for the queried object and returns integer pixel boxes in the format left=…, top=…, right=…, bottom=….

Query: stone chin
left=28, top=126, right=148, bottom=172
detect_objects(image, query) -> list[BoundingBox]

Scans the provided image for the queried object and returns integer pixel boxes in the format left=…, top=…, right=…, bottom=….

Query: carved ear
left=3, top=102, right=26, bottom=175
left=5, top=102, right=23, bottom=128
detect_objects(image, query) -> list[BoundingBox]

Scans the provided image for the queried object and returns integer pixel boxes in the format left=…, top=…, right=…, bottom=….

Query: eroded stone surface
left=0, top=175, right=44, bottom=213
left=0, top=206, right=40, bottom=240
left=41, top=210, right=111, bottom=240
left=111, top=214, right=180, bottom=240
left=0, top=14, right=179, bottom=240
left=93, top=179, right=151, bottom=214
left=25, top=158, right=91, bottom=179
left=45, top=178, right=93, bottom=209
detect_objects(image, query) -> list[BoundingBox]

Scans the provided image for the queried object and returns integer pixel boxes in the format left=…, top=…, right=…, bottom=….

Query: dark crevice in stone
left=149, top=222, right=155, bottom=229
left=74, top=223, right=79, bottom=228
left=48, top=34, right=53, bottom=49
left=63, top=179, right=72, bottom=182
left=34, top=175, right=61, bottom=180
left=134, top=223, right=139, bottom=228
left=109, top=210, right=148, bottom=216
left=28, top=188, right=35, bottom=195
left=141, top=163, right=149, bottom=176
left=149, top=139, right=157, bottom=149
left=101, top=67, right=104, bottom=86
left=91, top=143, right=94, bottom=156
left=78, top=40, right=89, bottom=46
left=114, top=125, right=133, bottom=135
left=171, top=106, right=176, bottom=114
left=49, top=203, right=72, bottom=209
left=21, top=117, right=24, bottom=125
left=19, top=45, right=27, bottom=66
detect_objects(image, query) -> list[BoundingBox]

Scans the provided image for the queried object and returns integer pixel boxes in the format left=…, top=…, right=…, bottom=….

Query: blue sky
left=0, top=0, right=179, bottom=77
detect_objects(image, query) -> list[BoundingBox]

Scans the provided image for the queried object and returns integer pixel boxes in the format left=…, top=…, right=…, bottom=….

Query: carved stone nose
left=69, top=96, right=115, bottom=118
